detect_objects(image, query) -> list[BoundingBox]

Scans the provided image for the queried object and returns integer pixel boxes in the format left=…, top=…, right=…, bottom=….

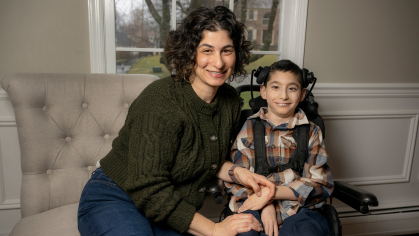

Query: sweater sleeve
left=225, top=121, right=256, bottom=212
left=286, top=124, right=334, bottom=206
left=121, top=96, right=196, bottom=233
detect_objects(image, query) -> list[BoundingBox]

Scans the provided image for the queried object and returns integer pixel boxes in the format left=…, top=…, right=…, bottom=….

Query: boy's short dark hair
left=264, top=60, right=303, bottom=89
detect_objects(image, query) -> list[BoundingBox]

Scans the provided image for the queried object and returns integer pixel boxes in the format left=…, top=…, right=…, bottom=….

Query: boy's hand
left=261, top=203, right=279, bottom=236
left=238, top=187, right=271, bottom=212
left=234, top=167, right=275, bottom=200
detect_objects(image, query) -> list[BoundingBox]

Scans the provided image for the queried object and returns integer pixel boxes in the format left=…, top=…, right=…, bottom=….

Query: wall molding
left=0, top=115, right=18, bottom=210
left=0, top=117, right=16, bottom=127
left=0, top=199, right=20, bottom=210
left=337, top=200, right=419, bottom=215
left=0, top=88, right=8, bottom=100
left=323, top=111, right=418, bottom=186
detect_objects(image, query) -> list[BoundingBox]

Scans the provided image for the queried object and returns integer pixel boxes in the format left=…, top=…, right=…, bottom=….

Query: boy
left=225, top=60, right=334, bottom=236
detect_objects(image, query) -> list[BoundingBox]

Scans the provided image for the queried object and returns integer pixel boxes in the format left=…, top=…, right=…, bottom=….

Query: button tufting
left=124, top=103, right=129, bottom=108
left=104, top=134, right=110, bottom=139
left=87, top=166, right=93, bottom=171
left=42, top=106, right=48, bottom=112
left=47, top=169, right=52, bottom=175
left=66, top=137, right=72, bottom=142
left=210, top=135, right=218, bottom=142
left=82, top=103, right=88, bottom=109
left=211, top=163, right=217, bottom=170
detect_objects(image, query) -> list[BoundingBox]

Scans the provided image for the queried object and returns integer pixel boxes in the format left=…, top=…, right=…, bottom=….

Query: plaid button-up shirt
left=225, top=108, right=334, bottom=226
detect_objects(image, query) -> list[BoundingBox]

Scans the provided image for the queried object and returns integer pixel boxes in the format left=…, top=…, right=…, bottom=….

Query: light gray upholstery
left=1, top=73, right=158, bottom=236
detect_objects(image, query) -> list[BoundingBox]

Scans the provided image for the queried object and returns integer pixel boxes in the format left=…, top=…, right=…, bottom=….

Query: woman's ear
left=300, top=88, right=306, bottom=102
left=260, top=85, right=267, bottom=99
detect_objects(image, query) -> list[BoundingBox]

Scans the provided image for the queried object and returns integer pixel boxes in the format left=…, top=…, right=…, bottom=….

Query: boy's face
left=260, top=71, right=306, bottom=126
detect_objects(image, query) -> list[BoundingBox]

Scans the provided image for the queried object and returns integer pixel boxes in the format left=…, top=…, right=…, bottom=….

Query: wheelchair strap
left=253, top=118, right=310, bottom=176
left=254, top=119, right=270, bottom=176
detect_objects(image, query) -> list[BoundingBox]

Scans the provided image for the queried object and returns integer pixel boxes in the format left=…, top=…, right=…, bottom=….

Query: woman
left=78, top=6, right=275, bottom=236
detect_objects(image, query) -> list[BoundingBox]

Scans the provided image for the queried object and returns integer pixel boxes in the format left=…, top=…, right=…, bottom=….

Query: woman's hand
left=234, top=167, right=275, bottom=200
left=213, top=214, right=263, bottom=236
left=260, top=204, right=279, bottom=236
left=238, top=187, right=271, bottom=213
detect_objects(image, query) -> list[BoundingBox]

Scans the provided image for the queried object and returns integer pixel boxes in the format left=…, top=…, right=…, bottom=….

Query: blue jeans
left=237, top=208, right=332, bottom=236
left=78, top=168, right=190, bottom=236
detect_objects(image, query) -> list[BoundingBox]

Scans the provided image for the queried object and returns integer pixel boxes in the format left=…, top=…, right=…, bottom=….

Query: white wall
left=304, top=0, right=419, bottom=83
left=0, top=0, right=90, bottom=80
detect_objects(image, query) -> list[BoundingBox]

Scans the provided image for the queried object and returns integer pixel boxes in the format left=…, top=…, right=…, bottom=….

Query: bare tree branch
left=176, top=0, right=188, bottom=15
left=261, top=0, right=279, bottom=51
left=240, top=0, right=247, bottom=24
left=144, top=0, right=162, bottom=25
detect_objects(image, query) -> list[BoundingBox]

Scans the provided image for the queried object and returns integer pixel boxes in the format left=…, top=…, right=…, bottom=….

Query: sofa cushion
left=9, top=203, right=80, bottom=236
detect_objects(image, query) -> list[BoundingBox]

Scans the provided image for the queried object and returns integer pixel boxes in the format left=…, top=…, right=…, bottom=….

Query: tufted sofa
left=1, top=73, right=158, bottom=236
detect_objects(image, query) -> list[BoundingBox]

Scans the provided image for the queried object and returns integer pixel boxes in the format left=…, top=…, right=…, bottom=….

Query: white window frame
left=88, top=0, right=308, bottom=73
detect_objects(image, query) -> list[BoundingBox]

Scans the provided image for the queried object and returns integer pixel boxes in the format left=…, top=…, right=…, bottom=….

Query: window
left=88, top=0, right=309, bottom=78
left=248, top=10, right=254, bottom=20
left=263, top=13, right=270, bottom=25
left=248, top=29, right=253, bottom=41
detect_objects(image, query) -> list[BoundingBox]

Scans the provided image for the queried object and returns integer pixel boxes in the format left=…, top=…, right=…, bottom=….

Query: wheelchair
left=205, top=67, right=379, bottom=236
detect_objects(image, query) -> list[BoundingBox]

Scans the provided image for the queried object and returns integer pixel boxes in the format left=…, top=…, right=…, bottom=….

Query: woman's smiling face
left=192, top=30, right=236, bottom=89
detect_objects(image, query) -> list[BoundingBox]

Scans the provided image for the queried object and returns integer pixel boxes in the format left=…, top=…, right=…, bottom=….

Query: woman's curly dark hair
left=164, top=6, right=252, bottom=83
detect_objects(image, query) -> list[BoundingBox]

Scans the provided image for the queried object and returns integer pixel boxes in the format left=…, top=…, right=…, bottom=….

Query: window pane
left=115, top=0, right=171, bottom=49
left=176, top=0, right=228, bottom=23
left=240, top=91, right=260, bottom=110
left=245, top=54, right=279, bottom=76
left=234, top=0, right=280, bottom=51
left=230, top=54, right=279, bottom=87
left=116, top=51, right=170, bottom=78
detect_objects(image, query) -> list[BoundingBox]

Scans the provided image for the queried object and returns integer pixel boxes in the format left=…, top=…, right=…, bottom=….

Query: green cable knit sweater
left=100, top=76, right=242, bottom=233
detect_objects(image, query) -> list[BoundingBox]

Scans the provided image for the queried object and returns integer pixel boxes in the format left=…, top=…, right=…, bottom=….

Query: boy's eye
left=289, top=87, right=298, bottom=91
left=272, top=86, right=279, bottom=89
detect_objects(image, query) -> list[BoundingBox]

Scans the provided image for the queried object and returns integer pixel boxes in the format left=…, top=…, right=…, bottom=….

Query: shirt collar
left=248, top=107, right=309, bottom=129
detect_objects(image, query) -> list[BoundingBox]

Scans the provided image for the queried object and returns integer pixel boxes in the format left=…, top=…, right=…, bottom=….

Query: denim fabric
left=280, top=207, right=333, bottom=236
left=236, top=210, right=268, bottom=236
left=236, top=208, right=332, bottom=236
left=78, top=168, right=189, bottom=236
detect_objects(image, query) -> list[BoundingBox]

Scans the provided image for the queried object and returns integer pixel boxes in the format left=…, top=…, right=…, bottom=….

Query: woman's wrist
left=212, top=222, right=218, bottom=236
left=228, top=164, right=244, bottom=184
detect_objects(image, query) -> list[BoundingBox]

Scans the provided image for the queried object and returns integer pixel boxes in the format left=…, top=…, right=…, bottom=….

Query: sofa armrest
left=332, top=181, right=379, bottom=214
